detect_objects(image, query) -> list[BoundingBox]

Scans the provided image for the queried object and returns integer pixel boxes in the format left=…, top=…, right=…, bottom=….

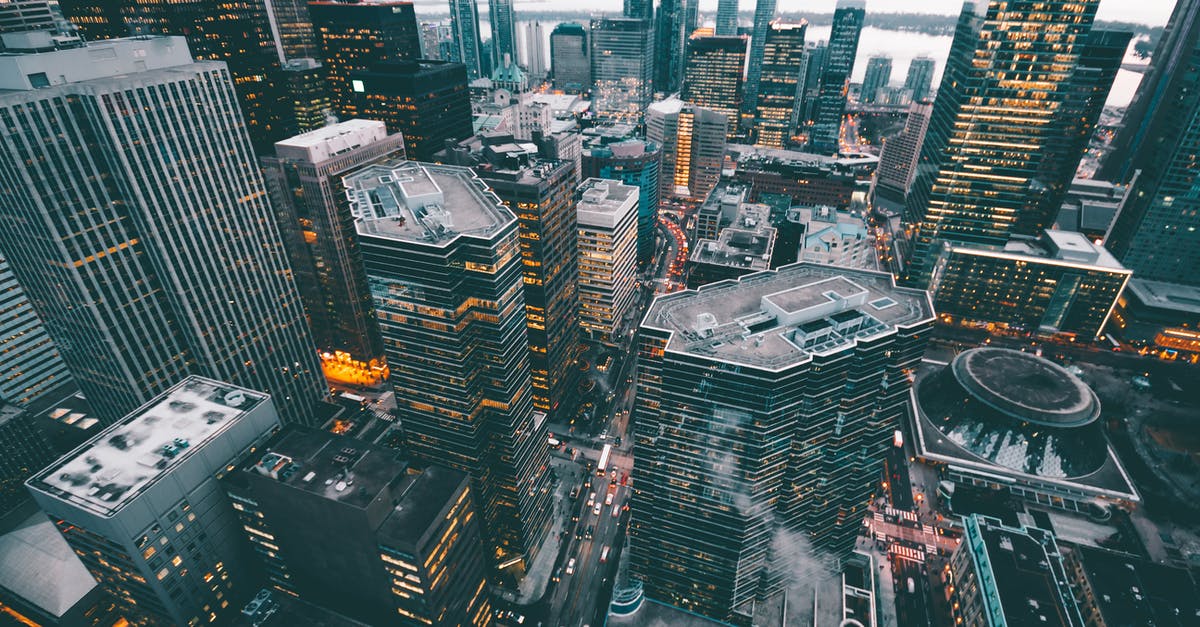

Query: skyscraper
left=489, top=0, right=517, bottom=67
left=576, top=179, right=640, bottom=343
left=262, top=120, right=407, bottom=365
left=872, top=101, right=933, bottom=206
left=0, top=37, right=326, bottom=425
left=551, top=22, right=590, bottom=92
left=0, top=254, right=72, bottom=406
left=901, top=0, right=1103, bottom=287
left=590, top=17, right=654, bottom=118
left=860, top=55, right=892, bottom=103
left=582, top=131, right=663, bottom=265
left=281, top=58, right=333, bottom=137
left=27, top=377, right=281, bottom=626
left=308, top=0, right=421, bottom=119
left=267, top=0, right=320, bottom=60
left=624, top=0, right=654, bottom=20
left=351, top=161, right=553, bottom=580
left=809, top=0, right=865, bottom=155
left=1102, top=0, right=1200, bottom=284
left=0, top=402, right=51, bottom=514
left=904, top=55, right=935, bottom=101
left=524, top=21, right=546, bottom=80
left=647, top=97, right=728, bottom=202
left=347, top=60, right=473, bottom=161
left=223, top=426, right=493, bottom=626
left=715, top=0, right=739, bottom=36
left=682, top=34, right=748, bottom=134
left=0, top=0, right=56, bottom=35
left=448, top=0, right=485, bottom=80
left=653, top=0, right=688, bottom=93
left=630, top=263, right=933, bottom=623
left=742, top=0, right=778, bottom=116
left=752, top=20, right=807, bottom=148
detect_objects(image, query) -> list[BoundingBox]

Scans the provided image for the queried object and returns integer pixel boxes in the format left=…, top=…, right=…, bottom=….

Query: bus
left=597, top=444, right=613, bottom=476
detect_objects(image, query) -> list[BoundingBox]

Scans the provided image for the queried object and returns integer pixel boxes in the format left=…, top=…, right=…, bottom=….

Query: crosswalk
left=889, top=543, right=925, bottom=563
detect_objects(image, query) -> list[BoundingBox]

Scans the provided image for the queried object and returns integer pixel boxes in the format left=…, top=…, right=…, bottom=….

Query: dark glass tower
left=551, top=22, right=590, bottom=93
left=347, top=60, right=473, bottom=161
left=489, top=0, right=517, bottom=64
left=590, top=17, right=655, bottom=118
left=809, top=0, right=865, bottom=155
left=904, top=56, right=935, bottom=101
left=715, top=0, right=739, bottom=36
left=653, top=0, right=687, bottom=92
left=752, top=21, right=807, bottom=148
left=449, top=0, right=484, bottom=79
left=682, top=34, right=748, bottom=135
left=741, top=0, right=778, bottom=116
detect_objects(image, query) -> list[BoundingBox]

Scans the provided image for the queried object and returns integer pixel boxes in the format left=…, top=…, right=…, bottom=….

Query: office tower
left=0, top=254, right=72, bottom=406
left=420, top=21, right=443, bottom=59
left=0, top=37, right=325, bottom=426
left=872, top=101, right=932, bottom=205
left=752, top=21, right=807, bottom=148
left=347, top=60, right=472, bottom=161
left=488, top=0, right=517, bottom=67
left=715, top=0, right=739, bottom=36
left=682, top=34, right=747, bottom=133
left=449, top=0, right=484, bottom=80
left=351, top=162, right=553, bottom=579
left=551, top=22, right=589, bottom=92
left=59, top=0, right=290, bottom=150
left=26, top=377, right=280, bottom=626
left=268, top=0, right=319, bottom=60
left=646, top=97, right=728, bottom=202
left=0, top=402, right=51, bottom=514
left=1103, top=2, right=1200, bottom=284
left=799, top=40, right=827, bottom=125
left=223, top=426, right=492, bottom=626
left=653, top=0, right=686, bottom=93
left=860, top=55, right=892, bottom=103
left=624, top=0, right=653, bottom=20
left=630, top=263, right=933, bottom=623
left=810, top=0, right=865, bottom=154
left=904, top=55, right=935, bottom=101
left=742, top=0, right=778, bottom=116
left=437, top=137, right=582, bottom=419
left=0, top=0, right=56, bottom=35
left=262, top=120, right=406, bottom=366
left=309, top=0, right=421, bottom=119
left=524, top=21, right=546, bottom=80
left=582, top=131, right=663, bottom=265
left=590, top=17, right=654, bottom=118
left=577, top=179, right=640, bottom=343
left=281, top=58, right=333, bottom=137
left=949, top=515, right=1085, bottom=626
left=901, top=0, right=1103, bottom=288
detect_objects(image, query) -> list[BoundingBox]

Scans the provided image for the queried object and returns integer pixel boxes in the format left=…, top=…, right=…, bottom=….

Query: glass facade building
left=646, top=97, right=728, bottom=203
left=682, top=34, right=748, bottom=136
left=860, top=55, right=892, bottom=104
left=741, top=0, right=778, bottom=117
left=0, top=254, right=72, bottom=406
left=904, top=56, right=935, bottom=102
left=752, top=21, right=807, bottom=148
left=590, top=17, right=654, bottom=119
left=550, top=22, right=590, bottom=93
left=348, top=60, right=473, bottom=161
left=448, top=0, right=485, bottom=80
left=809, top=0, right=864, bottom=155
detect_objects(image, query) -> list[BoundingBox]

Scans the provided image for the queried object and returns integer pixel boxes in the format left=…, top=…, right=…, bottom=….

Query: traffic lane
left=561, top=484, right=626, bottom=625
left=891, top=556, right=933, bottom=627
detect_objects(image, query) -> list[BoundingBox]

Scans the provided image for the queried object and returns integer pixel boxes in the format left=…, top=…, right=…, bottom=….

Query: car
left=605, top=491, right=614, bottom=506
left=600, top=546, right=610, bottom=563
left=612, top=502, right=621, bottom=518
left=593, top=502, right=603, bottom=516
left=586, top=492, right=596, bottom=507
left=565, top=558, right=576, bottom=575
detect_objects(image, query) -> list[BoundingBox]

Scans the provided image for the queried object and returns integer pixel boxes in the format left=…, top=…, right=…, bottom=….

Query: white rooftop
left=577, top=178, right=638, bottom=229
left=1126, top=278, right=1200, bottom=315
left=0, top=513, right=96, bottom=618
left=274, top=119, right=390, bottom=163
left=30, top=377, right=266, bottom=516
left=0, top=36, right=192, bottom=93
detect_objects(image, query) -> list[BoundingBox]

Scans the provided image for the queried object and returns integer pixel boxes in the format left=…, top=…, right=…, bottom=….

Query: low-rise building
left=1065, top=545, right=1200, bottom=627
left=789, top=206, right=874, bottom=269
left=1110, top=279, right=1200, bottom=360
left=687, top=203, right=776, bottom=288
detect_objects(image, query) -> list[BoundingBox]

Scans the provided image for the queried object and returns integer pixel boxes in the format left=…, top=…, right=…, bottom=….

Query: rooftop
left=0, top=512, right=96, bottom=618
left=274, top=119, right=390, bottom=163
left=349, top=161, right=513, bottom=246
left=29, top=377, right=267, bottom=517
left=377, top=464, right=466, bottom=546
left=576, top=178, right=638, bottom=229
left=970, top=229, right=1127, bottom=271
left=1075, top=546, right=1200, bottom=627
left=643, top=263, right=933, bottom=370
left=952, top=348, right=1099, bottom=427
left=692, top=204, right=776, bottom=271
left=1126, top=278, right=1200, bottom=315
left=0, top=36, right=192, bottom=93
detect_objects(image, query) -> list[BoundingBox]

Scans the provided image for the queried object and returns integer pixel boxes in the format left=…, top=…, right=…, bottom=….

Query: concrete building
left=859, top=55, right=892, bottom=103
left=550, top=22, right=589, bottom=93
left=0, top=37, right=326, bottom=426
left=728, top=145, right=865, bottom=209
left=576, top=179, right=640, bottom=343
left=872, top=101, right=932, bottom=208
left=280, top=58, right=333, bottom=138
left=631, top=263, right=933, bottom=624
left=790, top=206, right=873, bottom=269
left=590, top=17, right=654, bottom=118
left=931, top=230, right=1130, bottom=340
left=26, top=377, right=281, bottom=626
left=682, top=34, right=747, bottom=135
left=347, top=60, right=472, bottom=161
left=223, top=426, right=492, bottom=626
left=0, top=253, right=72, bottom=406
left=911, top=349, right=1139, bottom=515
left=948, top=515, right=1085, bottom=626
left=1065, top=545, right=1200, bottom=627
left=687, top=203, right=776, bottom=288
left=523, top=21, right=546, bottom=81
left=1054, top=178, right=1126, bottom=239
left=646, top=97, right=728, bottom=203
left=1110, top=279, right=1200, bottom=359
left=351, top=162, right=553, bottom=580
left=263, top=120, right=406, bottom=365
left=582, top=127, right=662, bottom=265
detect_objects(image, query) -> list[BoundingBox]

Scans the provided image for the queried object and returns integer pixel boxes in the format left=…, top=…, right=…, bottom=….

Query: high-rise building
left=590, top=17, right=654, bottom=118
left=630, top=263, right=933, bottom=623
left=551, top=22, right=590, bottom=93
left=347, top=60, right=472, bottom=161
left=582, top=129, right=663, bottom=265
left=267, top=0, right=320, bottom=60
left=281, top=58, right=333, bottom=137
left=872, top=101, right=932, bottom=206
left=223, top=426, right=493, bottom=626
left=489, top=0, right=517, bottom=68
left=646, top=97, right=728, bottom=202
left=0, top=37, right=326, bottom=425
left=715, top=0, right=739, bottom=36
left=1102, top=1, right=1200, bottom=285
left=448, top=0, right=484, bottom=79
left=682, top=34, right=747, bottom=134
left=351, top=161, right=553, bottom=579
left=26, top=377, right=281, bottom=626
left=0, top=0, right=56, bottom=36
left=524, top=21, right=546, bottom=81
left=860, top=55, right=892, bottom=103
left=0, top=254, right=72, bottom=406
left=901, top=0, right=1103, bottom=288
left=262, top=120, right=406, bottom=365
left=576, top=179, right=640, bottom=343
left=308, top=0, right=421, bottom=119
left=799, top=39, right=827, bottom=130
left=809, top=0, right=865, bottom=154
left=624, top=0, right=653, bottom=21
left=653, top=0, right=688, bottom=93
left=752, top=21, right=807, bottom=148
left=0, top=402, right=51, bottom=514
left=742, top=0, right=778, bottom=116
left=903, top=55, right=935, bottom=101
left=685, top=0, right=699, bottom=36
left=420, top=21, right=443, bottom=59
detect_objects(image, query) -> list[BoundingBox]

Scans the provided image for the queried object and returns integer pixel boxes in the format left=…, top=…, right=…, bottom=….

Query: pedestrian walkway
left=516, top=458, right=579, bottom=604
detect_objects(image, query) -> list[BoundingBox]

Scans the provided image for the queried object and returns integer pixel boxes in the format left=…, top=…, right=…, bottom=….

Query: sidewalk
left=516, top=457, right=581, bottom=604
